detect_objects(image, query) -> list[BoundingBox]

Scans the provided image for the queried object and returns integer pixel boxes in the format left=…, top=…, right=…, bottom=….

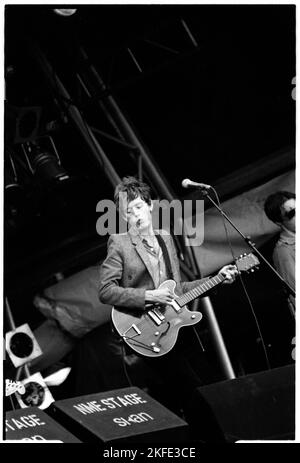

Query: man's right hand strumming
left=145, top=287, right=173, bottom=305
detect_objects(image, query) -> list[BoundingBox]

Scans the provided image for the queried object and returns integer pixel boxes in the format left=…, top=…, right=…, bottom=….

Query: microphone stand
left=201, top=189, right=295, bottom=303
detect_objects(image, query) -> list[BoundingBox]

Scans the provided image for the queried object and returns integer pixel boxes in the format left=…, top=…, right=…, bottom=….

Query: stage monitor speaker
left=5, top=407, right=81, bottom=442
left=50, top=386, right=189, bottom=443
left=189, top=364, right=295, bottom=442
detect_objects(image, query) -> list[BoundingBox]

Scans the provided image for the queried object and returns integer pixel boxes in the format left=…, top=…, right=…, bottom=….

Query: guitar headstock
left=236, top=253, right=260, bottom=273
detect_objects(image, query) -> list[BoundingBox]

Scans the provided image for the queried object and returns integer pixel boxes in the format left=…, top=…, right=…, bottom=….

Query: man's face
left=124, top=196, right=153, bottom=232
left=280, top=198, right=295, bottom=233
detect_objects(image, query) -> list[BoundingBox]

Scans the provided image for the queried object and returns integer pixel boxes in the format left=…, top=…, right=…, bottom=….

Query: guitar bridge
left=131, top=324, right=141, bottom=335
left=123, top=324, right=141, bottom=338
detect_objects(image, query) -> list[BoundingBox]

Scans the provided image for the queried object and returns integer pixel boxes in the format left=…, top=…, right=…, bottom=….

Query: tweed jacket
left=98, top=228, right=209, bottom=311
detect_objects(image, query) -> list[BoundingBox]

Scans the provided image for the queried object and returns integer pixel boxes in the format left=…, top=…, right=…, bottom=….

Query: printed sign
left=5, top=407, right=81, bottom=442
left=53, top=386, right=188, bottom=443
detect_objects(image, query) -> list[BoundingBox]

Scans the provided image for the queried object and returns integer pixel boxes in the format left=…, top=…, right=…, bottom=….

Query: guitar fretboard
left=178, top=274, right=226, bottom=307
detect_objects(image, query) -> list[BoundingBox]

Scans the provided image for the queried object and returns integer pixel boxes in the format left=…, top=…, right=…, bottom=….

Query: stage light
left=22, top=136, right=70, bottom=185
left=5, top=104, right=42, bottom=144
left=15, top=373, right=55, bottom=410
left=9, top=332, right=34, bottom=358
left=4, top=152, right=20, bottom=191
left=5, top=323, right=43, bottom=368
left=53, top=9, right=77, bottom=17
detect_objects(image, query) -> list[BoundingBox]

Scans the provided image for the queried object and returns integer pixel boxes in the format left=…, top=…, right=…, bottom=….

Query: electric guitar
left=112, top=253, right=259, bottom=357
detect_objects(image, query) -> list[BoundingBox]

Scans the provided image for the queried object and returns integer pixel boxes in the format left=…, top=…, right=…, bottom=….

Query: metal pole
left=200, top=297, right=236, bottom=379
left=181, top=224, right=236, bottom=379
left=5, top=297, right=16, bottom=331
left=79, top=47, right=175, bottom=201
left=31, top=42, right=121, bottom=188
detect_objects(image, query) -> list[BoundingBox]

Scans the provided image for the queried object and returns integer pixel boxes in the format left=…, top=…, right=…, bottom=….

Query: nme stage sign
left=5, top=407, right=81, bottom=442
left=52, top=386, right=188, bottom=443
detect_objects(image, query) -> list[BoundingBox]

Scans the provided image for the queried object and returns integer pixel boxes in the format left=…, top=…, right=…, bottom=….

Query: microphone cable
left=121, top=341, right=134, bottom=388
left=208, top=186, right=271, bottom=371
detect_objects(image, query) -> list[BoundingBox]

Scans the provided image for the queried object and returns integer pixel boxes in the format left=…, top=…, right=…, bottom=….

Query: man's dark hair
left=114, top=176, right=152, bottom=211
left=264, top=190, right=295, bottom=223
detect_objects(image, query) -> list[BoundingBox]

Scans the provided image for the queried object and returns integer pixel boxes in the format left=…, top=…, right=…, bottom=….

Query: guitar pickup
left=147, top=310, right=163, bottom=326
left=152, top=308, right=165, bottom=321
left=170, top=299, right=181, bottom=313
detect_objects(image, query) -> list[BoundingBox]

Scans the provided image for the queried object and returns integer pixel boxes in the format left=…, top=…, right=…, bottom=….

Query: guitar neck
left=178, top=274, right=226, bottom=307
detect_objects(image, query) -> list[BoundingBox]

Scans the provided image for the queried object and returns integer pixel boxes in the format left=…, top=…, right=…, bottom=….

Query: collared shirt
left=141, top=236, right=168, bottom=288
left=277, top=227, right=295, bottom=246
left=273, top=228, right=295, bottom=314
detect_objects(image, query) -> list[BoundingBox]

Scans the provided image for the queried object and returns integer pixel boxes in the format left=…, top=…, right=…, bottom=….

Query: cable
left=9, top=395, right=16, bottom=411
left=210, top=186, right=271, bottom=371
left=121, top=342, right=134, bottom=387
left=192, top=326, right=205, bottom=352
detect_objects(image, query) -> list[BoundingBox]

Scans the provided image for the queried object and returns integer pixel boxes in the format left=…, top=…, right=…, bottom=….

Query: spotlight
left=5, top=323, right=43, bottom=368
left=22, top=136, right=70, bottom=185
left=15, top=373, right=55, bottom=410
left=5, top=104, right=42, bottom=144
left=53, top=9, right=77, bottom=17
left=9, top=332, right=34, bottom=358
left=4, top=152, right=20, bottom=191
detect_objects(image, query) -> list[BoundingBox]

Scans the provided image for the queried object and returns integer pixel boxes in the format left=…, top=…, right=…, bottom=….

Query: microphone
left=181, top=178, right=212, bottom=190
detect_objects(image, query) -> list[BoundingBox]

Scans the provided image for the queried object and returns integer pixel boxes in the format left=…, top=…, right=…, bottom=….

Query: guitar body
left=111, top=253, right=259, bottom=358
left=111, top=279, right=202, bottom=357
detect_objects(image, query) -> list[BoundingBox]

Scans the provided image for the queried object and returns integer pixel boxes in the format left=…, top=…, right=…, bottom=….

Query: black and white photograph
left=2, top=1, right=296, bottom=449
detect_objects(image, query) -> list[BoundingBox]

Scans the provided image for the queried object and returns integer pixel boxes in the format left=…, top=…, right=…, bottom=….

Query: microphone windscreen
left=181, top=179, right=190, bottom=188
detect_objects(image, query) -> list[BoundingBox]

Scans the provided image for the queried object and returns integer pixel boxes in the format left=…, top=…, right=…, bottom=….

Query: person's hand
left=145, top=287, right=173, bottom=305
left=218, top=264, right=238, bottom=284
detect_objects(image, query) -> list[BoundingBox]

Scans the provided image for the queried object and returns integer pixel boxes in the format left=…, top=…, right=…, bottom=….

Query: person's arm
left=98, top=235, right=145, bottom=310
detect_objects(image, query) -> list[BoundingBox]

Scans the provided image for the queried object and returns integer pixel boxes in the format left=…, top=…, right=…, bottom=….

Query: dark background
left=4, top=5, right=295, bottom=378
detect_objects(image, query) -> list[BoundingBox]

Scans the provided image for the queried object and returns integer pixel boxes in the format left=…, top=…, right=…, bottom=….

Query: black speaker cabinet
left=189, top=364, right=295, bottom=442
left=50, top=386, right=189, bottom=443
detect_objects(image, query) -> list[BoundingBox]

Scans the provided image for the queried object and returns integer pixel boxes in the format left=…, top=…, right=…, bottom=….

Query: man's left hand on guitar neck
left=218, top=264, right=239, bottom=284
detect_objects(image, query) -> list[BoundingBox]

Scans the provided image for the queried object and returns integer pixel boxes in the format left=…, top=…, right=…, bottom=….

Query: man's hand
left=218, top=264, right=238, bottom=284
left=145, top=287, right=173, bottom=305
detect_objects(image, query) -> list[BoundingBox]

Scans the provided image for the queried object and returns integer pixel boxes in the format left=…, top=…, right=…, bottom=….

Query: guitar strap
left=155, top=233, right=174, bottom=280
